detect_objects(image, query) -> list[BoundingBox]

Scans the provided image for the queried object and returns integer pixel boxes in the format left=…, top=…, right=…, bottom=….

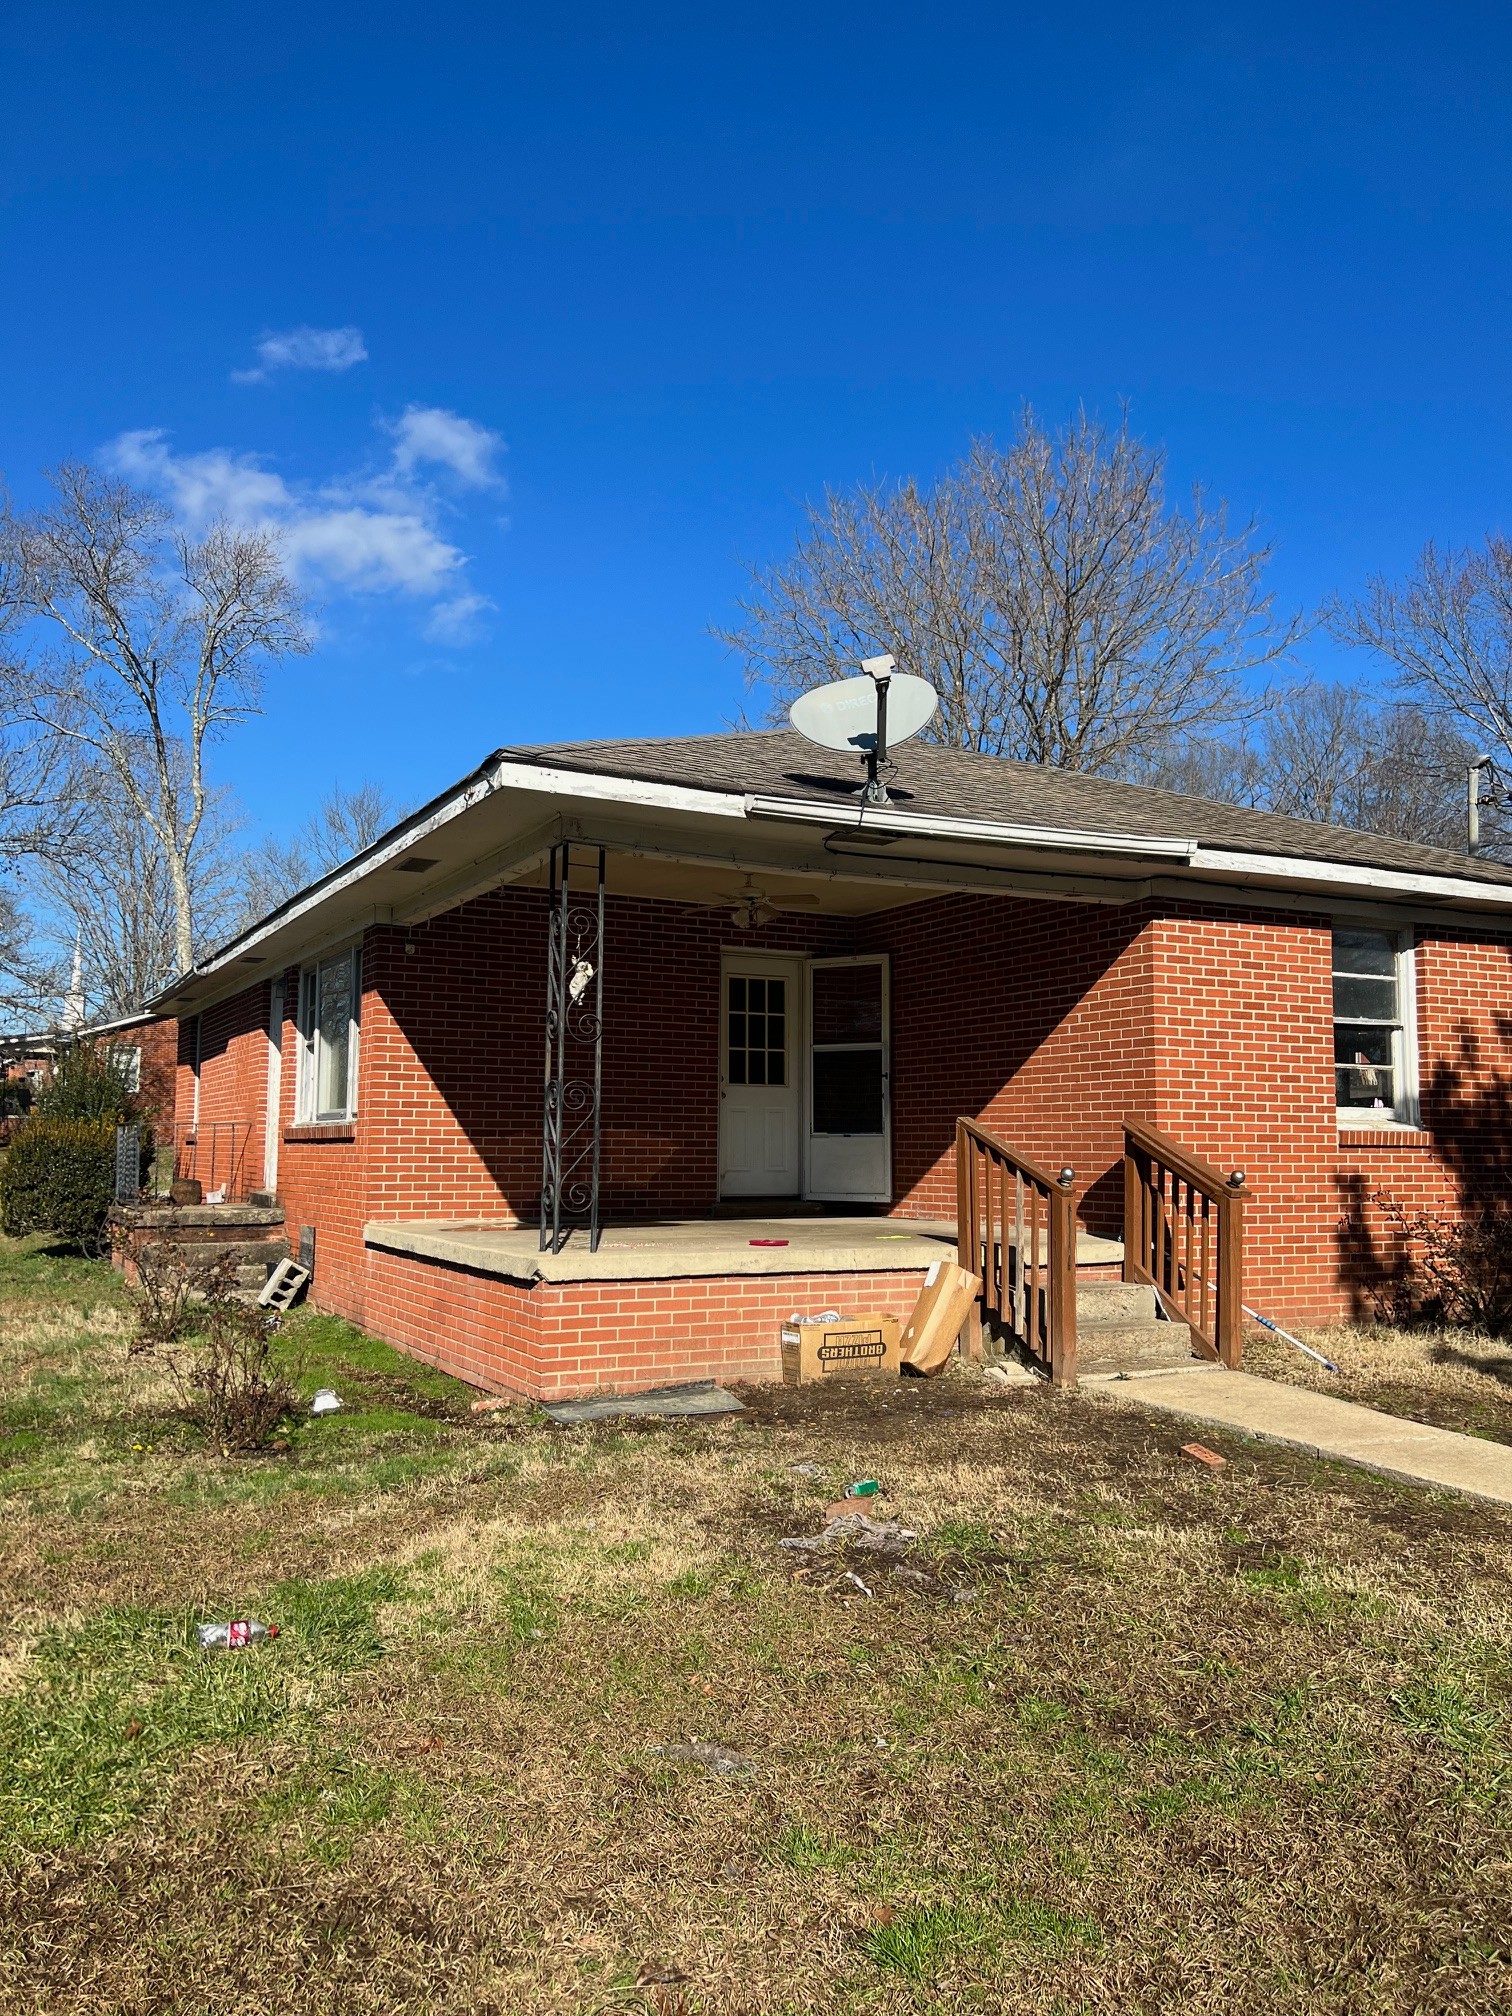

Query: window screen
left=810, top=962, right=885, bottom=1136
left=1333, top=929, right=1402, bottom=1113
left=727, top=974, right=787, bottom=1087
left=813, top=1050, right=884, bottom=1134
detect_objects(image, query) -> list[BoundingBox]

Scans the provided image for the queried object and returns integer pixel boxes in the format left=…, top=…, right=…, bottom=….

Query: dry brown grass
left=2, top=1242, right=1511, bottom=2013
left=1246, top=1317, right=1512, bottom=1445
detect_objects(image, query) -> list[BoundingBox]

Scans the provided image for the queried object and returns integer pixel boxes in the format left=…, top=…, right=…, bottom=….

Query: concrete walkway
left=1094, top=1366, right=1512, bottom=1508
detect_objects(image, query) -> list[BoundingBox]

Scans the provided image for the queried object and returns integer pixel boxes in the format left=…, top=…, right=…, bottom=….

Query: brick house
left=149, top=732, right=1512, bottom=1398
left=0, top=1009, right=177, bottom=1137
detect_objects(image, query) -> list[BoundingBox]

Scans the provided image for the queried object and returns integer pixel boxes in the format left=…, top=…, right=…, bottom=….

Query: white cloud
left=424, top=591, right=495, bottom=643
left=232, top=324, right=368, bottom=385
left=389, top=404, right=505, bottom=489
left=106, top=410, right=502, bottom=637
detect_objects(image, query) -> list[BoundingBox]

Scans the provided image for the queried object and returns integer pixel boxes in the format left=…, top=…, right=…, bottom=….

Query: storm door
left=805, top=956, right=890, bottom=1203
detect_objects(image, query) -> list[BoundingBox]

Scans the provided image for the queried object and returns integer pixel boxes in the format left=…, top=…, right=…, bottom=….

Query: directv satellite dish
left=789, top=654, right=939, bottom=806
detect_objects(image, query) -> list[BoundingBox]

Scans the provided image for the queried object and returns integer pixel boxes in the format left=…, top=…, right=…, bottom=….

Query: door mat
left=541, top=1380, right=747, bottom=1425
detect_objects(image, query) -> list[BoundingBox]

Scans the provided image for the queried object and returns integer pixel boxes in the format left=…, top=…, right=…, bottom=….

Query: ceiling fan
left=716, top=876, right=822, bottom=929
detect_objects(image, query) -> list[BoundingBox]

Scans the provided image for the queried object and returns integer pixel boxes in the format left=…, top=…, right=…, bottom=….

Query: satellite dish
left=789, top=655, right=939, bottom=806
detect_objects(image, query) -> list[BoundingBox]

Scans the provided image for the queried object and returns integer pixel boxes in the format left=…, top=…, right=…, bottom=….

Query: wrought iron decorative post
left=540, top=841, right=605, bottom=1253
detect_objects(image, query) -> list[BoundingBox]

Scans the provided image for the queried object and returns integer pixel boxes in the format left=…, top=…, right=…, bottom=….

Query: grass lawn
left=1245, top=1318, right=1512, bottom=1446
left=2, top=1236, right=1511, bottom=2014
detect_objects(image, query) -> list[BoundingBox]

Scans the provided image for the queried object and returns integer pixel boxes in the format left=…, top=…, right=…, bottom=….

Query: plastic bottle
left=196, top=1620, right=279, bottom=1650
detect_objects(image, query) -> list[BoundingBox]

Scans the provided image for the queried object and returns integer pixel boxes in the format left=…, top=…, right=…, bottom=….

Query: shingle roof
left=499, top=730, right=1512, bottom=891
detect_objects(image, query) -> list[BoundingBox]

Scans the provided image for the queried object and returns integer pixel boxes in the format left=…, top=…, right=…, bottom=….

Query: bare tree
left=1137, top=683, right=1485, bottom=853
left=235, top=781, right=406, bottom=932
left=722, top=409, right=1303, bottom=774
left=296, top=780, right=403, bottom=870
left=2, top=467, right=309, bottom=977
left=1332, top=537, right=1512, bottom=767
left=32, top=756, right=255, bottom=1019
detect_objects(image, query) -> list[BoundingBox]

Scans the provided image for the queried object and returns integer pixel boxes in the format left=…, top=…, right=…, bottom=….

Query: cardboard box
left=900, top=1260, right=983, bottom=1375
left=780, top=1311, right=902, bottom=1384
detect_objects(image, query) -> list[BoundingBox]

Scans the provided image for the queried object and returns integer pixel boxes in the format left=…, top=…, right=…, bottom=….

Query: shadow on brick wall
left=1336, top=1013, right=1512, bottom=1321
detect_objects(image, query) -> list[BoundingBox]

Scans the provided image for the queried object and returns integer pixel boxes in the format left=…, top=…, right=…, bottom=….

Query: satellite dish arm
left=861, top=654, right=895, bottom=808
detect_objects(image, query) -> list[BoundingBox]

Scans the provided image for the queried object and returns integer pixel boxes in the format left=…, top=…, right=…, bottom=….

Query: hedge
left=0, top=1117, right=118, bottom=1251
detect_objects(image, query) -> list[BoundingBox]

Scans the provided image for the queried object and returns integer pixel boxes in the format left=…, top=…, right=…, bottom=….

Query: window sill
left=1337, top=1123, right=1430, bottom=1148
left=283, top=1122, right=357, bottom=1144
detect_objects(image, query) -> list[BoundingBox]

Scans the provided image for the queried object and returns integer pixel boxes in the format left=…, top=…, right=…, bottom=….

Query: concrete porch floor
left=364, top=1214, right=1123, bottom=1285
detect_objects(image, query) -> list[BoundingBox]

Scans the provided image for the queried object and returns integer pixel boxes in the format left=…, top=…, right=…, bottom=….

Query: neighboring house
left=0, top=1011, right=177, bottom=1136
left=148, top=732, right=1512, bottom=1398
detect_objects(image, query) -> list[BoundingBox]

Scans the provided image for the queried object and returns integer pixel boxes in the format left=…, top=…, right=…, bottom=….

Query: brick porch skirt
left=361, top=1246, right=932, bottom=1399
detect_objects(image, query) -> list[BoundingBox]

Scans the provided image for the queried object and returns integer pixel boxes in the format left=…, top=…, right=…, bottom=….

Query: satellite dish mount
left=859, top=653, right=894, bottom=806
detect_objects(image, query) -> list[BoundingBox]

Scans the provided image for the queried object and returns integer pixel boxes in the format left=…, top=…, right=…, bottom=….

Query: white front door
left=719, top=957, right=801, bottom=1197
left=805, top=956, right=891, bottom=1204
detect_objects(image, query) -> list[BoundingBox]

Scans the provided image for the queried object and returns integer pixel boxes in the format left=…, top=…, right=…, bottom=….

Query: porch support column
left=539, top=840, right=606, bottom=1254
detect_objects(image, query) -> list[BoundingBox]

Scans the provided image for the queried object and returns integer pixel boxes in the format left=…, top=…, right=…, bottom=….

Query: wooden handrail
left=1123, top=1118, right=1243, bottom=1207
left=1122, top=1117, right=1249, bottom=1367
left=956, top=1117, right=1078, bottom=1386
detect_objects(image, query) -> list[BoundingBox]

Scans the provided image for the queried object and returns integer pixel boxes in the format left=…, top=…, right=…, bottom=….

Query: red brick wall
left=362, top=1251, right=927, bottom=1398
left=865, top=893, right=1159, bottom=1229
left=178, top=887, right=1512, bottom=1380
left=359, top=887, right=856, bottom=1231
left=175, top=989, right=270, bottom=1202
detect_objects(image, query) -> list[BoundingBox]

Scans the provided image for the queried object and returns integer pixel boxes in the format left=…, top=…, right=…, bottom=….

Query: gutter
left=1188, top=847, right=1512, bottom=912
left=744, top=793, right=1198, bottom=863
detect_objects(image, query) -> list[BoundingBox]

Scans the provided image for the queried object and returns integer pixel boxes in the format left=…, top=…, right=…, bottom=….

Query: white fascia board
left=487, top=759, right=750, bottom=822
left=156, top=760, right=755, bottom=1007
left=1189, top=847, right=1512, bottom=912
left=744, top=793, right=1197, bottom=862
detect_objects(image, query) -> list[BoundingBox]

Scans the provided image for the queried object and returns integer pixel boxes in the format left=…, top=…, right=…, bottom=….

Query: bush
left=0, top=1117, right=117, bottom=1253
left=1372, top=1190, right=1512, bottom=1334
left=170, top=1257, right=295, bottom=1452
left=36, top=1042, right=142, bottom=1125
left=125, top=1237, right=216, bottom=1352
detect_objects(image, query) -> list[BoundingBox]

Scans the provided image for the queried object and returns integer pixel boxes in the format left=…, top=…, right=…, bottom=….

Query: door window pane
left=812, top=963, right=883, bottom=1044
left=727, top=974, right=786, bottom=1087
left=812, top=1050, right=884, bottom=1134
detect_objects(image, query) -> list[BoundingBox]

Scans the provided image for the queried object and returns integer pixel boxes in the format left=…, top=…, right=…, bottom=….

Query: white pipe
left=1242, top=1304, right=1340, bottom=1374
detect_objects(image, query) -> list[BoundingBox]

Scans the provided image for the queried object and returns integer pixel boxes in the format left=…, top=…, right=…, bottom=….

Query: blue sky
left=3, top=3, right=1511, bottom=840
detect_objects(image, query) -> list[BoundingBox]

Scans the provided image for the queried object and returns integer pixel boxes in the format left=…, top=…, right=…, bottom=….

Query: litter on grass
left=310, top=1389, right=343, bottom=1415
left=197, top=1620, right=278, bottom=1650
left=649, top=1740, right=754, bottom=1776
left=779, top=1513, right=917, bottom=1557
left=542, top=1381, right=745, bottom=1425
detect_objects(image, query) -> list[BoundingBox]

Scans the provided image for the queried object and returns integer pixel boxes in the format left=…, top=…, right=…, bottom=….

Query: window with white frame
left=1333, top=927, right=1415, bottom=1122
left=103, top=1044, right=142, bottom=1095
left=296, top=948, right=360, bottom=1122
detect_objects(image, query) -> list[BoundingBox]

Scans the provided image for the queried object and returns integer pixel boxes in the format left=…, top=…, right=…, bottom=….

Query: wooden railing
left=956, top=1118, right=1078, bottom=1386
left=1122, top=1119, right=1248, bottom=1367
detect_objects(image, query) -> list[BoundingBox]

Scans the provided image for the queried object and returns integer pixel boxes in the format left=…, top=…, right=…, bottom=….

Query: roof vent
left=393, top=855, right=440, bottom=874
